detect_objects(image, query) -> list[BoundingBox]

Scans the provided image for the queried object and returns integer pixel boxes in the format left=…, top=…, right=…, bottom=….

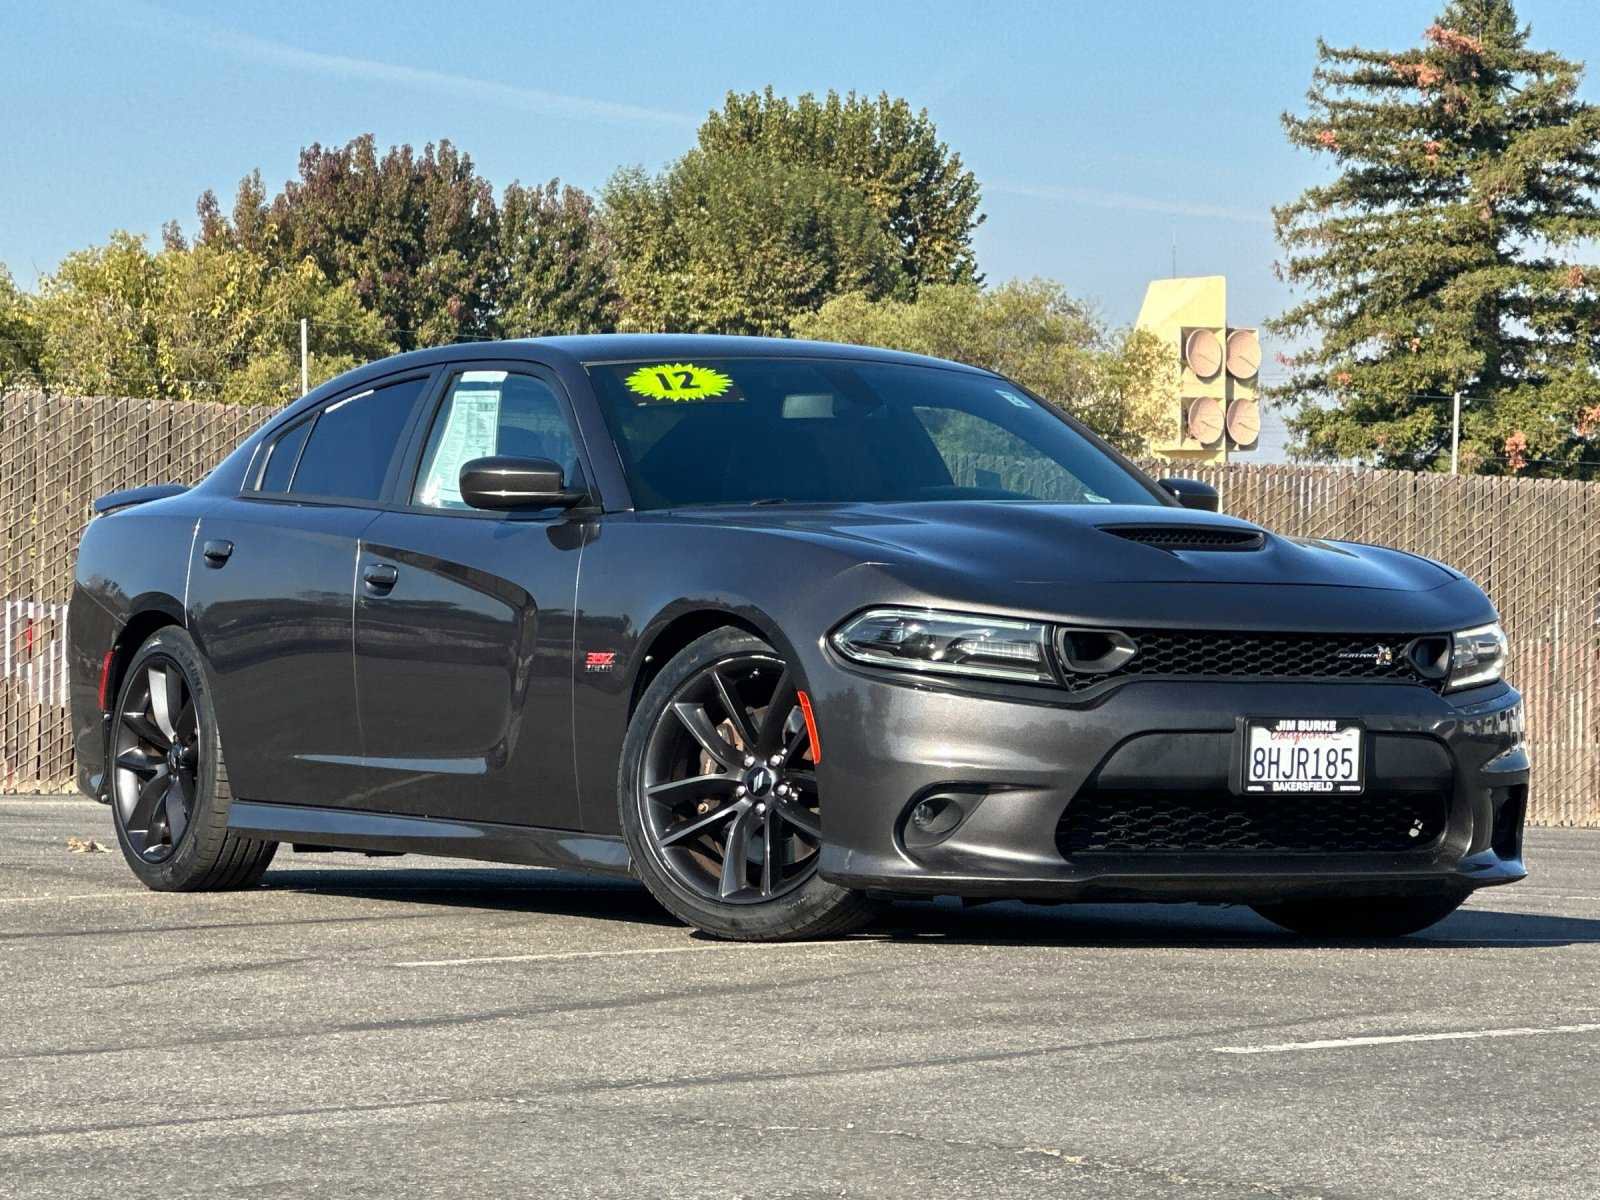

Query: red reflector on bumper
left=97, top=649, right=115, bottom=711
left=796, top=689, right=821, bottom=764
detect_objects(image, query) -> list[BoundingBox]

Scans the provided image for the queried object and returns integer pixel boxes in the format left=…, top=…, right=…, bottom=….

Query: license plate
left=1242, top=718, right=1364, bottom=794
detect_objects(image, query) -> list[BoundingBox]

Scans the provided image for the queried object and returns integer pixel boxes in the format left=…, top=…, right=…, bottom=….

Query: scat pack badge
left=623, top=362, right=734, bottom=403
left=584, top=651, right=617, bottom=673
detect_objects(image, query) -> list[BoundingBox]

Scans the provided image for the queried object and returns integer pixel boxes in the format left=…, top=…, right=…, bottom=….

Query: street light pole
left=1450, top=389, right=1462, bottom=475
left=300, top=318, right=309, bottom=397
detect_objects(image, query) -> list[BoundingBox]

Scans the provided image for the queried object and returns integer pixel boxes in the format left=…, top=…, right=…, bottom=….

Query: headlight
left=831, top=608, right=1055, bottom=684
left=1447, top=622, right=1507, bottom=691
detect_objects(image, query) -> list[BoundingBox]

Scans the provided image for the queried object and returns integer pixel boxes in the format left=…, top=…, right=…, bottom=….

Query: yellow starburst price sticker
left=623, top=363, right=735, bottom=402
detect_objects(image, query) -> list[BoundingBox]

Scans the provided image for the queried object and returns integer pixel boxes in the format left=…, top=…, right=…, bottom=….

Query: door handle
left=202, top=539, right=233, bottom=567
left=363, top=563, right=399, bottom=592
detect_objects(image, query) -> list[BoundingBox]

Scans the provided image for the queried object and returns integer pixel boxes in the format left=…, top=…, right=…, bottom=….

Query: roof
left=518, top=333, right=990, bottom=374
left=277, top=333, right=996, bottom=428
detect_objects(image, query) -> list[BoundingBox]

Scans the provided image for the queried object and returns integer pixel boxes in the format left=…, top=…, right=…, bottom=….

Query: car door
left=188, top=372, right=435, bottom=809
left=351, top=364, right=591, bottom=828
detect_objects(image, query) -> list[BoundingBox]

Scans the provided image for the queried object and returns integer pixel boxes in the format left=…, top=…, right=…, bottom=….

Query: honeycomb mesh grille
left=1101, top=525, right=1265, bottom=551
left=1058, top=630, right=1444, bottom=693
left=1057, top=790, right=1449, bottom=855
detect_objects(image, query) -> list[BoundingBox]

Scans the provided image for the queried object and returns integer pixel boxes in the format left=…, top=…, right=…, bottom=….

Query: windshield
left=586, top=357, right=1163, bottom=509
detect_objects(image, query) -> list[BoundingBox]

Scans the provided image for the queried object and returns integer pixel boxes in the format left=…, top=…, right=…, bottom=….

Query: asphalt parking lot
left=3, top=797, right=1598, bottom=1199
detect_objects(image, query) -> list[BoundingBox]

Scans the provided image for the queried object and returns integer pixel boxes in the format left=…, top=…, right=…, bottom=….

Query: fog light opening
left=901, top=792, right=976, bottom=850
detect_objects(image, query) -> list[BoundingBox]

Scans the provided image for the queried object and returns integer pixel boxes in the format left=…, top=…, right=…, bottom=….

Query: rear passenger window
left=289, top=377, right=429, bottom=501
left=256, top=418, right=311, bottom=493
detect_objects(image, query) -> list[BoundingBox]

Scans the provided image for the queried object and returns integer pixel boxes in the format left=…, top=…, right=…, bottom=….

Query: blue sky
left=4, top=0, right=1598, bottom=420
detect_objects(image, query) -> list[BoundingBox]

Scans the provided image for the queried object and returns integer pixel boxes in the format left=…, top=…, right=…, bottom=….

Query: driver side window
left=413, top=370, right=583, bottom=510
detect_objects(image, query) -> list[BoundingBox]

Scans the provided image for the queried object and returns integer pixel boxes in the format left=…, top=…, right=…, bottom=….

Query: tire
left=108, top=626, right=277, bottom=891
left=1251, top=893, right=1467, bottom=939
left=619, top=628, right=878, bottom=941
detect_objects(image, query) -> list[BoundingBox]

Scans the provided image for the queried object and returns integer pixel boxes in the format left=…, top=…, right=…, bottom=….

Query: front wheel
left=109, top=626, right=277, bottom=891
left=618, top=629, right=878, bottom=941
left=1251, top=894, right=1467, bottom=939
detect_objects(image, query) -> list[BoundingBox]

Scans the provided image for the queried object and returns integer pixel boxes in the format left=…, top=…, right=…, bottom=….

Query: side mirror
left=1158, top=477, right=1220, bottom=513
left=459, top=456, right=586, bottom=511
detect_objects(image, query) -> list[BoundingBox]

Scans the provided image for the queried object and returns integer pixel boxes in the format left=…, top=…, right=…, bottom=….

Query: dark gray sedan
left=68, top=335, right=1526, bottom=940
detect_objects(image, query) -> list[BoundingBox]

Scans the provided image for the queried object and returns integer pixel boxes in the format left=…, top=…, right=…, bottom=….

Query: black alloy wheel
left=108, top=626, right=278, bottom=892
left=113, top=656, right=201, bottom=862
left=639, top=651, right=822, bottom=903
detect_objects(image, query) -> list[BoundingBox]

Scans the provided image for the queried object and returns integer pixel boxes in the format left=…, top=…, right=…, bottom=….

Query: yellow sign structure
left=1135, top=275, right=1261, bottom=465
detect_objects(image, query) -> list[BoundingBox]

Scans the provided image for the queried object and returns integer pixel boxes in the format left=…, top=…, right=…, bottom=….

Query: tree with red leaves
left=198, top=136, right=500, bottom=352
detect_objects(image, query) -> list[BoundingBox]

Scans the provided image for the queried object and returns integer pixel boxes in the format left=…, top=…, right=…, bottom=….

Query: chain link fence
left=1, top=392, right=275, bottom=790
left=4, top=394, right=1594, bottom=824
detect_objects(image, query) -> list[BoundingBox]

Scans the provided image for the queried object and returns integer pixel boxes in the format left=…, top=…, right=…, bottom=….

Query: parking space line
left=394, top=941, right=873, bottom=968
left=1214, top=1022, right=1600, bottom=1055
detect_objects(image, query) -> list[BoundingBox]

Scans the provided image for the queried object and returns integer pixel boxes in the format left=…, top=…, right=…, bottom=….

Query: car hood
left=665, top=502, right=1457, bottom=592
left=649, top=501, right=1493, bottom=635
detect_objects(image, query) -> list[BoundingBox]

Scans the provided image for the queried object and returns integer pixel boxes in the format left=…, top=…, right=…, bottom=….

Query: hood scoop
left=1099, top=524, right=1266, bottom=552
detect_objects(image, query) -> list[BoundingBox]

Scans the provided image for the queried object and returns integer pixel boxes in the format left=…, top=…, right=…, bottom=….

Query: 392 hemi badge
left=584, top=651, right=617, bottom=672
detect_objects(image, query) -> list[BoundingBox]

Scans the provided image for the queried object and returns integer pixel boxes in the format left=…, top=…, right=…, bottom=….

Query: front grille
left=1056, top=630, right=1445, bottom=693
left=1101, top=525, right=1265, bottom=552
left=1057, top=789, right=1448, bottom=855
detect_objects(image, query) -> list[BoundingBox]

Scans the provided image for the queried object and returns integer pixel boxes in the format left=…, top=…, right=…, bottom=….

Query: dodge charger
left=67, top=335, right=1528, bottom=940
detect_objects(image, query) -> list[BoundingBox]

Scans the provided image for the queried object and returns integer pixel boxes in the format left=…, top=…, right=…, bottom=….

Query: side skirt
left=227, top=801, right=634, bottom=877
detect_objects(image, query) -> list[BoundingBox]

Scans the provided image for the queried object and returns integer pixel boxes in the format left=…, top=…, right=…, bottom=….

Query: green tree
left=198, top=136, right=500, bottom=351
left=698, top=88, right=984, bottom=291
left=197, top=138, right=616, bottom=345
left=155, top=241, right=393, bottom=405
left=793, top=280, right=1173, bottom=452
left=495, top=180, right=617, bottom=336
left=1272, top=0, right=1600, bottom=474
left=33, top=233, right=164, bottom=398
left=31, top=232, right=391, bottom=404
left=603, top=152, right=903, bottom=336
left=0, top=265, right=42, bottom=391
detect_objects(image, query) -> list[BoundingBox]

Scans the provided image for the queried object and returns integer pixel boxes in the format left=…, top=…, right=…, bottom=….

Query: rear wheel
left=109, top=627, right=277, bottom=891
left=1251, top=894, right=1467, bottom=939
left=619, top=629, right=877, bottom=941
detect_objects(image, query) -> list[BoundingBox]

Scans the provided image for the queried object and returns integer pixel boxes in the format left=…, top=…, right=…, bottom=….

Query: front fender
left=572, top=515, right=865, bottom=833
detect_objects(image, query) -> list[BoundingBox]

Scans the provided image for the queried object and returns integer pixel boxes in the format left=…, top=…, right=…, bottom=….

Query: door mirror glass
left=1158, top=477, right=1221, bottom=512
left=459, top=456, right=585, bottom=511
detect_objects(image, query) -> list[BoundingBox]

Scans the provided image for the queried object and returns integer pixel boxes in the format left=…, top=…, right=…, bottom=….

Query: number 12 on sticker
left=623, top=362, right=734, bottom=402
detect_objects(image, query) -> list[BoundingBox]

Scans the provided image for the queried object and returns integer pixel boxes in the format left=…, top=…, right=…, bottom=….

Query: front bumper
left=808, top=659, right=1528, bottom=904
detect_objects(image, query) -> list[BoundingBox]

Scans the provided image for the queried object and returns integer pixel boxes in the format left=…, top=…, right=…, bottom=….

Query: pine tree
left=1272, top=0, right=1600, bottom=475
